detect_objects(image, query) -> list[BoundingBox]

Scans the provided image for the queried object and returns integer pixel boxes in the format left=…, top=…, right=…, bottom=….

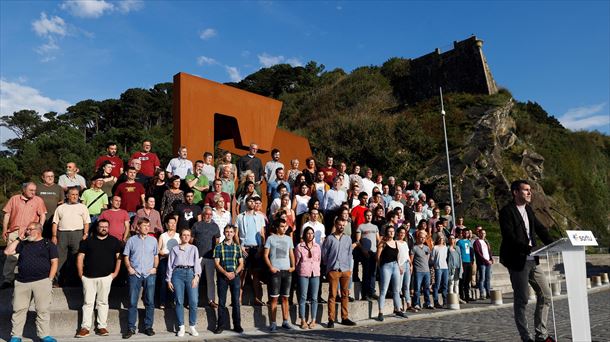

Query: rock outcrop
left=418, top=99, right=555, bottom=228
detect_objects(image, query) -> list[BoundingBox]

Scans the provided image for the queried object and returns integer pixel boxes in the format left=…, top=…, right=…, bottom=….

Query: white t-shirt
left=159, top=231, right=180, bottom=255
left=479, top=240, right=490, bottom=261
left=212, top=208, right=231, bottom=242
left=516, top=204, right=534, bottom=260
left=397, top=240, right=410, bottom=266
left=302, top=220, right=326, bottom=245
left=295, top=195, right=310, bottom=216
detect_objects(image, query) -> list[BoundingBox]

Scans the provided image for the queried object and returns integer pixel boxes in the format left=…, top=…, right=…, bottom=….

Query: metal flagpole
left=440, top=87, right=457, bottom=227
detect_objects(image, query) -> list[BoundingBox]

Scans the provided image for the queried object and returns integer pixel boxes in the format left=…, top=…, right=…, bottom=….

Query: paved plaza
left=211, top=288, right=610, bottom=342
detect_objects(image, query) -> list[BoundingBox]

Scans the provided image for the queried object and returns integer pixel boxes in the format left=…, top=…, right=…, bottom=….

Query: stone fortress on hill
left=403, top=35, right=498, bottom=104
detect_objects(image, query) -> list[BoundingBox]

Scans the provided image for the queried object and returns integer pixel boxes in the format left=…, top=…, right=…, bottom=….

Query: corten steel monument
left=172, top=72, right=312, bottom=199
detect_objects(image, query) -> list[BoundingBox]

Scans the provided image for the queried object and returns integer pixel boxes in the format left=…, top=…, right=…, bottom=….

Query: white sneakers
left=176, top=325, right=198, bottom=337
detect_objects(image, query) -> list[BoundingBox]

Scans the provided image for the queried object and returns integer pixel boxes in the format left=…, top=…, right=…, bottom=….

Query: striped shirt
left=213, top=241, right=243, bottom=272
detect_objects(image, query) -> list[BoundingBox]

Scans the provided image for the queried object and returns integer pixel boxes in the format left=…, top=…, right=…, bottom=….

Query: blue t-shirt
left=265, top=234, right=294, bottom=271
left=456, top=239, right=472, bottom=263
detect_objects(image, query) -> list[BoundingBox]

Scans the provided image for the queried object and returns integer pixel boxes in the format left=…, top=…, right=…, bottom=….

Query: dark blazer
left=499, top=202, right=554, bottom=271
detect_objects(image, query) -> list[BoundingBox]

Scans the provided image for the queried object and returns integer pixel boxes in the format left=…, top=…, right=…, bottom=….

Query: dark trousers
left=459, top=262, right=472, bottom=300
left=217, top=273, right=241, bottom=329
left=361, top=252, right=377, bottom=297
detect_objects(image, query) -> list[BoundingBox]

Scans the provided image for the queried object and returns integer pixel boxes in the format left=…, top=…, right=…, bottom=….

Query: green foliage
left=511, top=103, right=610, bottom=247
left=1, top=61, right=608, bottom=247
left=0, top=83, right=175, bottom=200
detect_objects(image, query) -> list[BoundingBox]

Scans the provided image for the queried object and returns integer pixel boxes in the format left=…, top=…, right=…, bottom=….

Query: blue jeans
left=413, top=272, right=431, bottom=307
left=217, top=273, right=241, bottom=329
left=172, top=268, right=199, bottom=326
left=477, top=264, right=492, bottom=297
left=433, top=268, right=448, bottom=305
left=400, top=261, right=411, bottom=305
left=298, top=276, right=320, bottom=320
left=128, top=274, right=156, bottom=330
left=361, top=252, right=377, bottom=297
left=378, top=261, right=401, bottom=311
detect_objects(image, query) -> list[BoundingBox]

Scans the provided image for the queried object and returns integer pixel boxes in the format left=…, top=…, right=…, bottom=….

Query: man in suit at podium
left=500, top=180, right=555, bottom=342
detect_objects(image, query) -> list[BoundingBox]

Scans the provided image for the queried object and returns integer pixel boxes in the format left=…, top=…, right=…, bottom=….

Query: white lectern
left=531, top=231, right=598, bottom=342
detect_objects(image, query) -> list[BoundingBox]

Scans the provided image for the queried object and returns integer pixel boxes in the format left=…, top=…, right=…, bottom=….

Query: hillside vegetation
left=1, top=60, right=609, bottom=247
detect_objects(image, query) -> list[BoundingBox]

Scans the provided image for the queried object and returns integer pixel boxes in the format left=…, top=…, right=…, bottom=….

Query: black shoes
left=234, top=326, right=244, bottom=333
left=213, top=327, right=223, bottom=334
left=341, top=319, right=357, bottom=326
left=327, top=320, right=334, bottom=328
left=122, top=330, right=135, bottom=339
left=143, top=328, right=155, bottom=336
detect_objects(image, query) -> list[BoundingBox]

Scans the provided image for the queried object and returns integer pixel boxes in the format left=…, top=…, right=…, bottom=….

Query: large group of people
left=3, top=140, right=505, bottom=342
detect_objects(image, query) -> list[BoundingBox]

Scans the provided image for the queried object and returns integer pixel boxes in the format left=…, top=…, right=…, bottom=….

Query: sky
left=1, top=0, right=609, bottom=144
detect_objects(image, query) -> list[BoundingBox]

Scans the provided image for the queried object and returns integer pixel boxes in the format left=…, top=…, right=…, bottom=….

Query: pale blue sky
left=1, top=0, right=609, bottom=141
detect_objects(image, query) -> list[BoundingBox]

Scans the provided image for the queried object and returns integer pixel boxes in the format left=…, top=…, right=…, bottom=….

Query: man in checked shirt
left=213, top=224, right=244, bottom=335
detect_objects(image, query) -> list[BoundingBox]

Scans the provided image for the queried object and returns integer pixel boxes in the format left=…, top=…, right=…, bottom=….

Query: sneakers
left=424, top=304, right=435, bottom=310
left=143, top=327, right=155, bottom=336
left=395, top=310, right=408, bottom=318
left=189, top=326, right=199, bottom=336
left=269, top=322, right=278, bottom=333
left=122, top=329, right=135, bottom=339
left=281, top=320, right=294, bottom=330
left=413, top=305, right=421, bottom=311
left=434, top=303, right=443, bottom=309
left=341, top=318, right=357, bottom=326
left=75, top=328, right=90, bottom=338
left=377, top=313, right=384, bottom=322
left=96, top=328, right=109, bottom=336
left=9, top=337, right=22, bottom=342
left=370, top=294, right=379, bottom=300
left=177, top=325, right=185, bottom=337
left=327, top=320, right=335, bottom=328
left=40, top=337, right=57, bottom=342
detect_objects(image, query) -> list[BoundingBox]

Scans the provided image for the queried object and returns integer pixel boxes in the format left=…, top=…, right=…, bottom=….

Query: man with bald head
left=58, top=162, right=87, bottom=193
left=2, top=182, right=47, bottom=289
left=236, top=143, right=264, bottom=185
left=5, top=222, right=58, bottom=342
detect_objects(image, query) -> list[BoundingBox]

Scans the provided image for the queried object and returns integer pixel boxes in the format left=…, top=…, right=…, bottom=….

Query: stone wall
left=404, top=36, right=498, bottom=104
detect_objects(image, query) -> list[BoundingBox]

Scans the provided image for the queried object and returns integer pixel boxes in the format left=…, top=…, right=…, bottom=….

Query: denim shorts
left=269, top=270, right=292, bottom=297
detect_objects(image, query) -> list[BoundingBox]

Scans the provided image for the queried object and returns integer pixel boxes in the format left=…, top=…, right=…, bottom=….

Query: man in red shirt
left=95, top=142, right=124, bottom=178
left=350, top=192, right=369, bottom=228
left=99, top=196, right=130, bottom=242
left=130, top=140, right=160, bottom=178
left=1, top=182, right=47, bottom=288
left=320, top=156, right=338, bottom=186
left=114, top=167, right=145, bottom=216
left=204, top=179, right=231, bottom=211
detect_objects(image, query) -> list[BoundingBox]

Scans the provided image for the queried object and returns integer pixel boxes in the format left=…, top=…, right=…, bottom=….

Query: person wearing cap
left=235, top=194, right=266, bottom=305
left=81, top=175, right=109, bottom=224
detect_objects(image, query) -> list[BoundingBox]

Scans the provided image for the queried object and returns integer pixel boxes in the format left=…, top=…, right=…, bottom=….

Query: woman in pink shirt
left=294, top=227, right=321, bottom=329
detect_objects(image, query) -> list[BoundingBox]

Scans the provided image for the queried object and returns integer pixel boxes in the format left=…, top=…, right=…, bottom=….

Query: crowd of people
left=1, top=140, right=497, bottom=342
